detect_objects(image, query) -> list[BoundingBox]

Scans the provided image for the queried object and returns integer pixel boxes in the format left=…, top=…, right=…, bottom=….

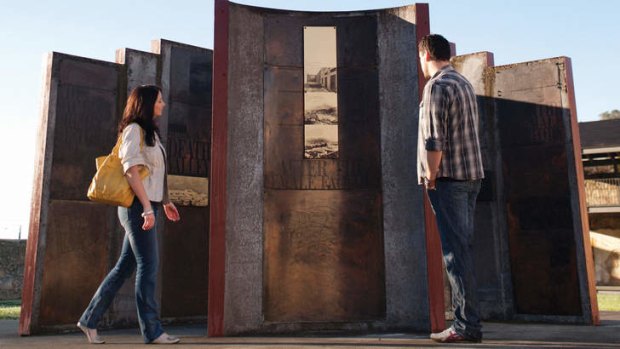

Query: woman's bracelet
left=141, top=210, right=154, bottom=218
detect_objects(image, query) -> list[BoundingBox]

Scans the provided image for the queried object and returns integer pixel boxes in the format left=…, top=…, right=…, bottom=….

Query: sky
left=0, top=0, right=618, bottom=239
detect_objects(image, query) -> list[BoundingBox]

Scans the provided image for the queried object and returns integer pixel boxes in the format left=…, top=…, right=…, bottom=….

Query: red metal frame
left=415, top=3, right=447, bottom=333
left=18, top=53, right=55, bottom=336
left=208, top=0, right=229, bottom=337
left=563, top=57, right=600, bottom=325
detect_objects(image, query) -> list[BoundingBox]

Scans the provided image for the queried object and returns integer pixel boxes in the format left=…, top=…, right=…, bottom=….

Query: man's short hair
left=418, top=34, right=451, bottom=61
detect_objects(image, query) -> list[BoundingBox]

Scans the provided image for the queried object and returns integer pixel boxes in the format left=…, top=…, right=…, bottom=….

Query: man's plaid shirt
left=417, top=65, right=485, bottom=184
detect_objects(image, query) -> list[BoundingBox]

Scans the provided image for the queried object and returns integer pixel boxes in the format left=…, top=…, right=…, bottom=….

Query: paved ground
left=1, top=312, right=619, bottom=348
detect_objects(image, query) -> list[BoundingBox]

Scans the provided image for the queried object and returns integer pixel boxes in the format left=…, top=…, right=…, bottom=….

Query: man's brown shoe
left=430, top=327, right=481, bottom=343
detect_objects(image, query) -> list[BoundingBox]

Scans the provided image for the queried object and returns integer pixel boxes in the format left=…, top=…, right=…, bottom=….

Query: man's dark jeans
left=428, top=179, right=482, bottom=340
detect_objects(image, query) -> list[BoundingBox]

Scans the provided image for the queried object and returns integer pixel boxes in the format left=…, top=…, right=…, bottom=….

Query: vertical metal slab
left=19, top=53, right=56, bottom=336
left=411, top=3, right=446, bottom=333
left=20, top=53, right=122, bottom=334
left=215, top=1, right=430, bottom=335
left=562, top=58, right=599, bottom=324
left=377, top=4, right=431, bottom=331
left=451, top=52, right=515, bottom=320
left=208, top=0, right=230, bottom=337
left=494, top=58, right=595, bottom=322
left=154, top=40, right=212, bottom=322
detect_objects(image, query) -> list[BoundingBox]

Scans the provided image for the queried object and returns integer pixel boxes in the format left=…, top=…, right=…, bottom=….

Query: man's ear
left=423, top=50, right=431, bottom=62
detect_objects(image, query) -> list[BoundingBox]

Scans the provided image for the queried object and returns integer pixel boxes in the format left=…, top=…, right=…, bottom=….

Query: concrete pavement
left=1, top=312, right=619, bottom=348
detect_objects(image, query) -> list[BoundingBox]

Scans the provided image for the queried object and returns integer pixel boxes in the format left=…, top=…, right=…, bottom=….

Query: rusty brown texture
left=496, top=79, right=582, bottom=316
left=264, top=190, right=385, bottom=322
left=158, top=40, right=212, bottom=322
left=38, top=202, right=115, bottom=325
left=161, top=206, right=209, bottom=318
left=166, top=44, right=212, bottom=178
left=263, top=12, right=385, bottom=323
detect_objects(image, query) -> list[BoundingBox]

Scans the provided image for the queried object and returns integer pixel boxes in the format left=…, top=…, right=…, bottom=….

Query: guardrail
left=585, top=178, right=620, bottom=207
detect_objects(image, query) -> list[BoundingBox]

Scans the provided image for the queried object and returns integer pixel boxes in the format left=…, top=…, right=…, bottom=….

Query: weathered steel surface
left=38, top=201, right=114, bottom=326
left=452, top=54, right=597, bottom=324
left=165, top=43, right=212, bottom=178
left=263, top=10, right=384, bottom=323
left=215, top=2, right=429, bottom=334
left=495, top=60, right=582, bottom=316
left=451, top=52, right=513, bottom=320
left=52, top=64, right=119, bottom=201
left=161, top=206, right=209, bottom=318
left=264, top=190, right=385, bottom=321
left=157, top=40, right=212, bottom=324
left=20, top=53, right=122, bottom=335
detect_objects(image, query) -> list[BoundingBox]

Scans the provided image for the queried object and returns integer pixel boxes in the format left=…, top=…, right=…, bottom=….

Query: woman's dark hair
left=418, top=34, right=451, bottom=62
left=118, top=85, right=162, bottom=146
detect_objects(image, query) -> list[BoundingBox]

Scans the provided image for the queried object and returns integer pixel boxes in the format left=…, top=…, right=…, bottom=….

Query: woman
left=77, top=85, right=181, bottom=344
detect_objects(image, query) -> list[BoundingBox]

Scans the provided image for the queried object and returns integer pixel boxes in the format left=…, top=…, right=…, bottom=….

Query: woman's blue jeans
left=427, top=179, right=482, bottom=340
left=79, top=198, right=163, bottom=343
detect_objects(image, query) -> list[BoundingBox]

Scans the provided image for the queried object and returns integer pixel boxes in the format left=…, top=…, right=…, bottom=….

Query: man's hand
left=424, top=177, right=437, bottom=191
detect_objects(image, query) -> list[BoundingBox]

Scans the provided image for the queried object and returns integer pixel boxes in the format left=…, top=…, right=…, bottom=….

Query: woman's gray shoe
left=77, top=322, right=105, bottom=344
left=151, top=332, right=180, bottom=344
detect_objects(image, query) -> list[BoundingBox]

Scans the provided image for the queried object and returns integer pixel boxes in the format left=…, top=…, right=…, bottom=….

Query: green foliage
left=598, top=293, right=620, bottom=311
left=599, top=109, right=620, bottom=120
left=0, top=300, right=21, bottom=320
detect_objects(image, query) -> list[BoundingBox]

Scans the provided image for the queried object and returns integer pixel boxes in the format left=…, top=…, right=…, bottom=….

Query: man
left=417, top=34, right=485, bottom=343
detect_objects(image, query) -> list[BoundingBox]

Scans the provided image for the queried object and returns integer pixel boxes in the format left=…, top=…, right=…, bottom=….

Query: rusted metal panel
left=264, top=15, right=303, bottom=68
left=20, top=53, right=122, bottom=335
left=495, top=60, right=583, bottom=317
left=169, top=45, right=213, bottom=107
left=57, top=56, right=118, bottom=90
left=38, top=202, right=114, bottom=326
left=452, top=53, right=514, bottom=320
left=161, top=206, right=209, bottom=318
left=166, top=102, right=211, bottom=178
left=264, top=190, right=385, bottom=322
left=264, top=12, right=377, bottom=69
left=263, top=8, right=385, bottom=324
left=159, top=39, right=212, bottom=323
left=51, top=84, right=118, bottom=201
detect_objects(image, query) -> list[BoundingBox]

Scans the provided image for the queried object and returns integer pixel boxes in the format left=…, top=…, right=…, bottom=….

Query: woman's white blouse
left=118, top=123, right=166, bottom=202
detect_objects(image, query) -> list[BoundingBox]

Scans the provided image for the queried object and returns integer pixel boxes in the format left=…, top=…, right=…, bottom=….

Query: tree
left=599, top=109, right=620, bottom=120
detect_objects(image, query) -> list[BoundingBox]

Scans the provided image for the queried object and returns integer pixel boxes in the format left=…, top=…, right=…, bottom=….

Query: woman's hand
left=163, top=202, right=180, bottom=222
left=142, top=211, right=156, bottom=231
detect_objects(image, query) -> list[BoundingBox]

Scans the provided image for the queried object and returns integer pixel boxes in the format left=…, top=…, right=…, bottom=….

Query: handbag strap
left=113, top=126, right=145, bottom=157
left=112, top=127, right=171, bottom=204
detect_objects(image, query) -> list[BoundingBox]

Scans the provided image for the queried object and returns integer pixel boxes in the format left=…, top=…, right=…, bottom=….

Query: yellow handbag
left=87, top=130, right=149, bottom=207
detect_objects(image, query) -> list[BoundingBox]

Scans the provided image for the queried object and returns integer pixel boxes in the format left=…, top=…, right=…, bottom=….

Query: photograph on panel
left=304, top=26, right=338, bottom=159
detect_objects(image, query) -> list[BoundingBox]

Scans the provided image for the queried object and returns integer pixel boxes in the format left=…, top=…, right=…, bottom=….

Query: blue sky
left=1, top=0, right=618, bottom=239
